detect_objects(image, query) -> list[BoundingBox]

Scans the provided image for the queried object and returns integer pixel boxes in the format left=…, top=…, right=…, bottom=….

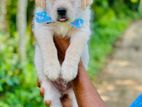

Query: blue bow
left=35, top=11, right=84, bottom=28
left=35, top=11, right=52, bottom=23
left=70, top=18, right=84, bottom=29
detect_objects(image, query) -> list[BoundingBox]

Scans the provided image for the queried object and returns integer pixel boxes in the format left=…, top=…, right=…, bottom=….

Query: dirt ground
left=95, top=21, right=142, bottom=107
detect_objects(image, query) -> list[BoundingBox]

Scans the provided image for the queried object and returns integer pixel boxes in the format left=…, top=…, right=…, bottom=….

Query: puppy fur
left=33, top=0, right=92, bottom=106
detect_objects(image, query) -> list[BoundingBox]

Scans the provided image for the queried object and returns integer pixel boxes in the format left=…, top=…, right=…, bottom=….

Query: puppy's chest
left=54, top=23, right=72, bottom=37
left=52, top=79, right=72, bottom=93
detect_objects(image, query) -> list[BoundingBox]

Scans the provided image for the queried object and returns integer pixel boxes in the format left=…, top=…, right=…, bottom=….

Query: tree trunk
left=17, top=0, right=28, bottom=62
left=0, top=0, right=7, bottom=33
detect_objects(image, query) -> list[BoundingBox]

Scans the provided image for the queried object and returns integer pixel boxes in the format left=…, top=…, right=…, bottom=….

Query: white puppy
left=33, top=0, right=92, bottom=106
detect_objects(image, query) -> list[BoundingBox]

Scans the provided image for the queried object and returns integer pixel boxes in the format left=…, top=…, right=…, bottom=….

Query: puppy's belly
left=51, top=78, right=72, bottom=94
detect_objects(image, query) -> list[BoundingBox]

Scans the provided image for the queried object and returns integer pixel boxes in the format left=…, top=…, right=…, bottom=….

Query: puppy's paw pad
left=61, top=64, right=78, bottom=82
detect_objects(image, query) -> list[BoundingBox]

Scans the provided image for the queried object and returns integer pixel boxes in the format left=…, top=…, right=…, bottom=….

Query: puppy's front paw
left=61, top=63, right=78, bottom=82
left=44, top=62, right=60, bottom=81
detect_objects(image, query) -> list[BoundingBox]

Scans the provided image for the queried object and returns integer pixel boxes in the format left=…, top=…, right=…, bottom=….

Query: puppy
left=33, top=0, right=92, bottom=106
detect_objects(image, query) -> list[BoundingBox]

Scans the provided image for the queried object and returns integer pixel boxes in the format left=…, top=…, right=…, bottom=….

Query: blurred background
left=0, top=0, right=142, bottom=107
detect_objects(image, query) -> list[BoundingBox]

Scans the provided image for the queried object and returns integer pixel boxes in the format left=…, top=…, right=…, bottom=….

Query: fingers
left=61, top=94, right=72, bottom=107
left=37, top=81, right=51, bottom=107
left=40, top=87, right=44, bottom=96
left=37, top=80, right=44, bottom=96
left=37, top=80, right=41, bottom=87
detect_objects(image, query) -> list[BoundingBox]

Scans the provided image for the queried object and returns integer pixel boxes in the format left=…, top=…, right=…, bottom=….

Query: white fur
left=33, top=0, right=92, bottom=106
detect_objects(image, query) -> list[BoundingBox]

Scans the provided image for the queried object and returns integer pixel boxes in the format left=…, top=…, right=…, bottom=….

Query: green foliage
left=6, top=0, right=18, bottom=34
left=0, top=0, right=141, bottom=106
left=0, top=33, right=44, bottom=107
left=88, top=0, right=141, bottom=78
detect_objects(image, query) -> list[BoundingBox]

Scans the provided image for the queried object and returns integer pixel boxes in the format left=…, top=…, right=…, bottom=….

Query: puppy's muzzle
left=57, top=8, right=68, bottom=22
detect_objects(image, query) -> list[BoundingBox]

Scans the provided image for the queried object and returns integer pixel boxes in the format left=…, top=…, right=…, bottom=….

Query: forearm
left=72, top=63, right=106, bottom=107
left=54, top=36, right=106, bottom=107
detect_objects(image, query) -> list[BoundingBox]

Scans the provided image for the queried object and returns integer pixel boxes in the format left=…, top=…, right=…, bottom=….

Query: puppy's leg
left=43, top=81, right=62, bottom=107
left=33, top=23, right=60, bottom=81
left=68, top=89, right=78, bottom=107
left=40, top=79, right=62, bottom=107
left=34, top=44, right=51, bottom=103
left=35, top=45, right=62, bottom=107
left=34, top=44, right=46, bottom=82
left=61, top=28, right=90, bottom=82
left=81, top=44, right=89, bottom=70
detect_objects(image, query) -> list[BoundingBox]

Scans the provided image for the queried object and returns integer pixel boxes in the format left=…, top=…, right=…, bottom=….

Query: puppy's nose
left=57, top=8, right=67, bottom=16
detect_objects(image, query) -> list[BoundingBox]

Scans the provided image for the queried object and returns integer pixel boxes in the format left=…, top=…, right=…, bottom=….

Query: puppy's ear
left=35, top=0, right=46, bottom=8
left=81, top=0, right=93, bottom=9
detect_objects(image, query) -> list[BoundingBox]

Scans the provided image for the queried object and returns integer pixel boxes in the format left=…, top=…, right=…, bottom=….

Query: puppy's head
left=46, top=0, right=92, bottom=22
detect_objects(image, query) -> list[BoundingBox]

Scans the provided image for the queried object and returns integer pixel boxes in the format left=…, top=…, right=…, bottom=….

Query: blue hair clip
left=70, top=18, right=84, bottom=29
left=35, top=11, right=84, bottom=28
left=35, top=11, right=52, bottom=23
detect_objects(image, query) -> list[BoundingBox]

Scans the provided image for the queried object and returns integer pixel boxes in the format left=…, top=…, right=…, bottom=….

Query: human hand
left=37, top=81, right=52, bottom=106
left=37, top=80, right=71, bottom=107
